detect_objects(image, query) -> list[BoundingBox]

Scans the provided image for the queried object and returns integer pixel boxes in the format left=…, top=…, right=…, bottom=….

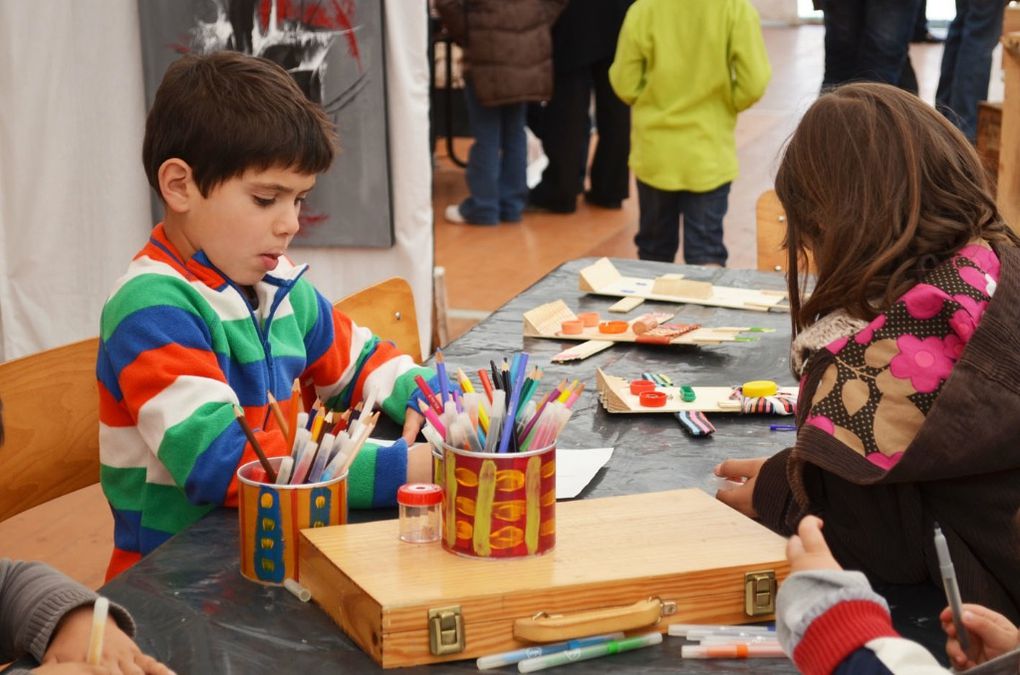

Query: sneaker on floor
left=444, top=204, right=466, bottom=224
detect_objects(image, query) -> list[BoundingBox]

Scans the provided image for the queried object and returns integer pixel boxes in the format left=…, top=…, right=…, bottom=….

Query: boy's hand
left=402, top=409, right=425, bottom=445
left=786, top=515, right=842, bottom=574
left=942, top=603, right=1020, bottom=670
left=42, top=606, right=175, bottom=675
left=713, top=457, right=767, bottom=517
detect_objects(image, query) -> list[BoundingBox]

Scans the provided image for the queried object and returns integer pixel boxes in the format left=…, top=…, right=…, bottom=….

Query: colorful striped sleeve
left=100, top=274, right=288, bottom=508
left=777, top=570, right=946, bottom=675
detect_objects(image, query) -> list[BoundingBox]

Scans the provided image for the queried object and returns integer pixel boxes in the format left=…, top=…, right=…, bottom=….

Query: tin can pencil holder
left=237, top=456, right=348, bottom=584
left=439, top=442, right=556, bottom=559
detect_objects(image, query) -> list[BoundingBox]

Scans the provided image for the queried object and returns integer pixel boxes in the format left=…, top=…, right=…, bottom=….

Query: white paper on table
left=555, top=447, right=614, bottom=499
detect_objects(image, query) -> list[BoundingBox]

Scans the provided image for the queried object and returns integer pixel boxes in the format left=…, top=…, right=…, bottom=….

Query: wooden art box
left=298, top=489, right=790, bottom=668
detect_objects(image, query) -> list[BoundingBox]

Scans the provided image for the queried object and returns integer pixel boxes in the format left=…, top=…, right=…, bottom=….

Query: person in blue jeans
left=458, top=82, right=528, bottom=225
left=936, top=0, right=1009, bottom=142
left=820, top=0, right=921, bottom=90
left=435, top=0, right=566, bottom=226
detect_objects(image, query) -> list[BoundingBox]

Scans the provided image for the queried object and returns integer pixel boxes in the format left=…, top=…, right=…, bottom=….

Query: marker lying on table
left=668, top=624, right=774, bottom=637
left=517, top=632, right=662, bottom=673
left=681, top=643, right=786, bottom=659
left=769, top=424, right=797, bottom=432
left=475, top=632, right=624, bottom=670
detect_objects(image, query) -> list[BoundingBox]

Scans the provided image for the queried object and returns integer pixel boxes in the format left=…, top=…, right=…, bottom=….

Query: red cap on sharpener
left=397, top=483, right=443, bottom=506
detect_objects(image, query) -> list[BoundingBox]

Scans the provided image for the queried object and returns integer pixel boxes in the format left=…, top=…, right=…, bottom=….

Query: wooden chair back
left=756, top=189, right=816, bottom=275
left=335, top=277, right=423, bottom=363
left=756, top=189, right=790, bottom=273
left=0, top=337, right=101, bottom=522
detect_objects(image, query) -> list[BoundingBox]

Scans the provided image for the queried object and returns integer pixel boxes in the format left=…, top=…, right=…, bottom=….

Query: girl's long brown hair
left=776, top=82, right=1019, bottom=337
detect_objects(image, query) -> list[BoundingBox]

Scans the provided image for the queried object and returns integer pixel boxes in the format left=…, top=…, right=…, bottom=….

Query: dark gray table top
left=96, top=259, right=940, bottom=674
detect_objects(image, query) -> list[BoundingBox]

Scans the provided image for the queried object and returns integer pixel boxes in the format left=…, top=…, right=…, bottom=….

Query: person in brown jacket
left=436, top=0, right=565, bottom=225
left=714, top=84, right=1020, bottom=625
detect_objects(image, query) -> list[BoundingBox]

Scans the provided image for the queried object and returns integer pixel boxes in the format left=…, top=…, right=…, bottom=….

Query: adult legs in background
left=458, top=80, right=502, bottom=225
left=822, top=0, right=920, bottom=89
left=498, top=102, right=528, bottom=223
left=857, top=0, right=922, bottom=85
left=936, top=0, right=1007, bottom=142
left=586, top=58, right=631, bottom=208
left=679, top=182, right=731, bottom=266
left=634, top=179, right=682, bottom=263
left=821, top=0, right=866, bottom=89
left=528, top=68, right=591, bottom=214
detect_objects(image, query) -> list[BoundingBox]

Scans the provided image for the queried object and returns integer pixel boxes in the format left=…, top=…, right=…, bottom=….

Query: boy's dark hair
left=776, top=82, right=1019, bottom=335
left=143, top=51, right=337, bottom=199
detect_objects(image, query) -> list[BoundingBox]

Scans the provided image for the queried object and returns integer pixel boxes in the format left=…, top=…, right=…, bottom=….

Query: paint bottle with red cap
left=397, top=483, right=443, bottom=543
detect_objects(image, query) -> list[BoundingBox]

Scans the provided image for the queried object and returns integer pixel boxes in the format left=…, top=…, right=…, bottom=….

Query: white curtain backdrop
left=0, top=0, right=433, bottom=361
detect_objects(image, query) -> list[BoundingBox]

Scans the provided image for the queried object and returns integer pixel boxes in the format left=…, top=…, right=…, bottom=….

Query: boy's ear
left=158, top=159, right=196, bottom=214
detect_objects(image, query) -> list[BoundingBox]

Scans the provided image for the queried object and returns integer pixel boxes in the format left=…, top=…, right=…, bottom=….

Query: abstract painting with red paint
left=138, top=0, right=394, bottom=247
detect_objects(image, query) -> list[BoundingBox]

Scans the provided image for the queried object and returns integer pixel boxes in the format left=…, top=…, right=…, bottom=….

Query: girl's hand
left=942, top=603, right=1020, bottom=670
left=41, top=606, right=174, bottom=675
left=786, top=516, right=842, bottom=574
left=713, top=457, right=767, bottom=518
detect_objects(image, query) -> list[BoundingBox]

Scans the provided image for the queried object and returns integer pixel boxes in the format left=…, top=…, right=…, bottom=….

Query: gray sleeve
left=0, top=559, right=135, bottom=663
left=776, top=568, right=889, bottom=655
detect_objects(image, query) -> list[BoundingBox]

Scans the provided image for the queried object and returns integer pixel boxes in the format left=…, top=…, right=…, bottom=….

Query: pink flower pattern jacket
left=753, top=242, right=1020, bottom=624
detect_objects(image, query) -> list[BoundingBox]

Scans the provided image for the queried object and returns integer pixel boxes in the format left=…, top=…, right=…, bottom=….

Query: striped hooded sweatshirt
left=98, top=224, right=433, bottom=579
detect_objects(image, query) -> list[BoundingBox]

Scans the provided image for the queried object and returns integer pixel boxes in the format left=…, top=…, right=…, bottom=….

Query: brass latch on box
left=428, top=605, right=464, bottom=655
left=744, top=570, right=776, bottom=616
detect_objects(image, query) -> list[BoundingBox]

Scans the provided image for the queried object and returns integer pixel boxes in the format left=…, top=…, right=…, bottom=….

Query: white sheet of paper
left=555, top=447, right=614, bottom=499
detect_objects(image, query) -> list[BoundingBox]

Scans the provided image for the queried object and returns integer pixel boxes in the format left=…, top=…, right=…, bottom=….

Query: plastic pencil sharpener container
left=397, top=483, right=443, bottom=543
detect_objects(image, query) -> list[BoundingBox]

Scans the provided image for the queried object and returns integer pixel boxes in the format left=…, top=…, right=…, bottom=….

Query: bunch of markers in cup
left=234, top=379, right=379, bottom=485
left=416, top=351, right=584, bottom=454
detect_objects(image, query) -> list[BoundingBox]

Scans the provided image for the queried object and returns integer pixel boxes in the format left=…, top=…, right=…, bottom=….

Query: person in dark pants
left=936, top=0, right=1009, bottom=142
left=820, top=0, right=922, bottom=90
left=527, top=0, right=633, bottom=214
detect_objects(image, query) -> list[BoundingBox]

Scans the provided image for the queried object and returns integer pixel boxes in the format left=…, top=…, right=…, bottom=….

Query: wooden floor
left=0, top=25, right=964, bottom=589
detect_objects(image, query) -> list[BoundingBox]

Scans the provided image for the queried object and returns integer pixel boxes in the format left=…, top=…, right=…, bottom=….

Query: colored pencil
left=266, top=392, right=289, bottom=438
left=414, top=374, right=444, bottom=415
left=233, top=404, right=277, bottom=482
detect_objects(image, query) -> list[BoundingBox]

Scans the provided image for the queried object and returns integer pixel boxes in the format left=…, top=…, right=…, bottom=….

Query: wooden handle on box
left=513, top=598, right=671, bottom=643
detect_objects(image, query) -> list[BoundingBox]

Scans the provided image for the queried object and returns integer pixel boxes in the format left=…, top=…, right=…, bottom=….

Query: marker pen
left=474, top=632, right=624, bottom=670
left=517, top=632, right=663, bottom=673
left=934, top=523, right=970, bottom=652
left=681, top=643, right=786, bottom=659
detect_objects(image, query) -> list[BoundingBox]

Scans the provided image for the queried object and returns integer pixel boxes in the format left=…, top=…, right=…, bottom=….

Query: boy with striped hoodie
left=98, top=52, right=436, bottom=579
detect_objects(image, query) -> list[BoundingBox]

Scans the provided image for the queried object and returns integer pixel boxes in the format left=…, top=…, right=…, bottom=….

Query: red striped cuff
left=793, top=599, right=899, bottom=675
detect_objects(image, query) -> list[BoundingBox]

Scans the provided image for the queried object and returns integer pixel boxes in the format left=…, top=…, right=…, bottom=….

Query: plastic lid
left=560, top=319, right=584, bottom=335
left=397, top=482, right=443, bottom=506
left=742, top=380, right=778, bottom=397
left=598, top=320, right=629, bottom=334
left=577, top=311, right=600, bottom=327
left=639, top=390, right=667, bottom=407
left=630, top=379, right=656, bottom=395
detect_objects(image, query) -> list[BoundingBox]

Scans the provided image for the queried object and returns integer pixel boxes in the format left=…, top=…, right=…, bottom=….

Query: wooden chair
left=756, top=189, right=790, bottom=273
left=0, top=337, right=101, bottom=523
left=335, top=277, right=423, bottom=362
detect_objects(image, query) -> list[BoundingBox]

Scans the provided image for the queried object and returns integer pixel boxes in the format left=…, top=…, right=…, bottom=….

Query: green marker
left=517, top=632, right=663, bottom=673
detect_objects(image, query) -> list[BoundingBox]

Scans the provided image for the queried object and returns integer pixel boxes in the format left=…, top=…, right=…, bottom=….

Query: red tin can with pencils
left=237, top=457, right=348, bottom=584
left=438, top=443, right=556, bottom=559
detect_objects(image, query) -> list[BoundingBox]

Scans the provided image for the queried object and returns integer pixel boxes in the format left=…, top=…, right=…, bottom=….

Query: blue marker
left=769, top=424, right=797, bottom=431
left=475, top=632, right=624, bottom=670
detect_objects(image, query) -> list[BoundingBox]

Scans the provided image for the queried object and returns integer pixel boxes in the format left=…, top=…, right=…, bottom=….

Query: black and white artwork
left=138, top=0, right=394, bottom=247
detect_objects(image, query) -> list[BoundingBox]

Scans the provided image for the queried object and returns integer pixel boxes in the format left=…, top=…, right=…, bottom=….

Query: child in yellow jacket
left=609, top=0, right=770, bottom=265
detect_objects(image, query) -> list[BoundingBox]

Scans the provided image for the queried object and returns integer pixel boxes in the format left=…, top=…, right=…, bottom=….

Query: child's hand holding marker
left=40, top=597, right=174, bottom=674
